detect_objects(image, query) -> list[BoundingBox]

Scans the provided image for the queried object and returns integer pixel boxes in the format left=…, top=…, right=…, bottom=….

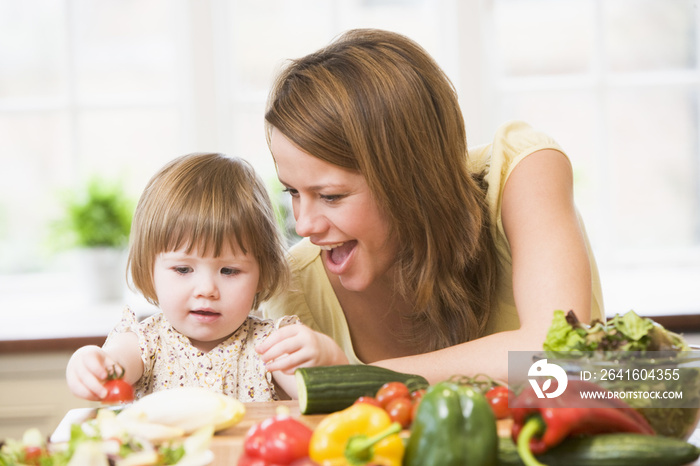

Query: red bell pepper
left=237, top=411, right=316, bottom=466
left=511, top=380, right=654, bottom=464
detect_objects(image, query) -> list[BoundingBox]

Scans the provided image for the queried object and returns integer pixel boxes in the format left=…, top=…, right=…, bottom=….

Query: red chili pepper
left=237, top=411, right=315, bottom=466
left=511, top=380, right=654, bottom=459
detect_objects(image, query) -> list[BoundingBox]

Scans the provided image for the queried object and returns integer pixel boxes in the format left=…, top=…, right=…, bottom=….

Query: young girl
left=66, top=152, right=348, bottom=402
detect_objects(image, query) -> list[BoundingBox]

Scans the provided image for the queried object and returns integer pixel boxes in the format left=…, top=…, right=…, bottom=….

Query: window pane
left=493, top=0, right=594, bottom=76
left=0, top=0, right=67, bottom=101
left=226, top=0, right=447, bottom=95
left=497, top=90, right=602, bottom=239
left=607, top=88, right=698, bottom=249
left=0, top=112, right=71, bottom=272
left=77, top=108, right=183, bottom=192
left=603, top=0, right=696, bottom=72
left=72, top=0, right=179, bottom=101
left=336, top=0, right=442, bottom=53
left=226, top=102, right=277, bottom=183
left=226, top=0, right=335, bottom=95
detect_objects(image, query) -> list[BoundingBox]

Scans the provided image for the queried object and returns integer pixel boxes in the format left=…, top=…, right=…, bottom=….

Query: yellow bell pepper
left=309, top=403, right=404, bottom=466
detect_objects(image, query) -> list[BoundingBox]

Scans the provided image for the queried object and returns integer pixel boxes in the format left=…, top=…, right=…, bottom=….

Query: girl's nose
left=195, top=275, right=219, bottom=299
left=293, top=199, right=327, bottom=238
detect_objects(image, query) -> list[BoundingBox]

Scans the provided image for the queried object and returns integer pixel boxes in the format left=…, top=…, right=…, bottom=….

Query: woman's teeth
left=318, top=242, right=345, bottom=251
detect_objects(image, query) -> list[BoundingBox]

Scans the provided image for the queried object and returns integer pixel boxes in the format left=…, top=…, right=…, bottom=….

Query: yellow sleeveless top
left=261, top=121, right=605, bottom=364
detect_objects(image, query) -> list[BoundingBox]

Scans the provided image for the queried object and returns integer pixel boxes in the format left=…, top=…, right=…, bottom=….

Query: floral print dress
left=105, top=307, right=299, bottom=402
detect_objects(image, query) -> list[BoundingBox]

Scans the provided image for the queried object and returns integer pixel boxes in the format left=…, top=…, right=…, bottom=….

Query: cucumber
left=498, top=433, right=700, bottom=466
left=295, top=365, right=429, bottom=414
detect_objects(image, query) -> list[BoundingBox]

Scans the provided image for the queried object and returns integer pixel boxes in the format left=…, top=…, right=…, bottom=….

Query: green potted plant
left=55, top=177, right=134, bottom=302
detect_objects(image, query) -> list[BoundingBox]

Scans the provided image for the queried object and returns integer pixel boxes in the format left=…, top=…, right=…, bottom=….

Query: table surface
left=210, top=402, right=700, bottom=466
left=209, top=401, right=323, bottom=465
left=52, top=400, right=700, bottom=466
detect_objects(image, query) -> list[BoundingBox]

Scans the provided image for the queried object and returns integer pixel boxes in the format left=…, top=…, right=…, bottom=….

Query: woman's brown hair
left=265, top=29, right=498, bottom=351
left=127, top=153, right=289, bottom=309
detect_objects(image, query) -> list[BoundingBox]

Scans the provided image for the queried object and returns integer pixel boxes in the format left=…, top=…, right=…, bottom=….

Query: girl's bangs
left=159, top=203, right=246, bottom=258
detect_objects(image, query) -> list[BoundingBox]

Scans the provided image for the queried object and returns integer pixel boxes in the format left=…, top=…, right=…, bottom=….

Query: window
left=0, top=0, right=459, bottom=317
left=0, top=0, right=187, bottom=274
left=481, top=0, right=700, bottom=316
left=1, top=0, right=697, bottom=320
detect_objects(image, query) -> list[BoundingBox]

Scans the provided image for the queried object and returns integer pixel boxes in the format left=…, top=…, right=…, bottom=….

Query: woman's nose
left=294, top=199, right=327, bottom=238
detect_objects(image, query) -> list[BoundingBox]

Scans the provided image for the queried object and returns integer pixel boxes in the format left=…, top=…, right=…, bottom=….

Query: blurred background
left=1, top=0, right=699, bottom=321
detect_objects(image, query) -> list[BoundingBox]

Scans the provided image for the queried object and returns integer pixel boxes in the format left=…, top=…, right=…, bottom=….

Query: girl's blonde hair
left=127, top=153, right=288, bottom=309
left=265, top=29, right=498, bottom=351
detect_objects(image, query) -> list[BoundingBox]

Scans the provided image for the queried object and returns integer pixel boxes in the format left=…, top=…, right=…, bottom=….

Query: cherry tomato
left=485, top=385, right=511, bottom=419
left=385, top=397, right=413, bottom=428
left=103, top=364, right=135, bottom=404
left=410, top=388, right=426, bottom=404
left=411, top=399, right=421, bottom=421
left=354, top=396, right=383, bottom=408
left=23, top=446, right=45, bottom=465
left=288, top=459, right=320, bottom=466
left=375, top=382, right=410, bottom=408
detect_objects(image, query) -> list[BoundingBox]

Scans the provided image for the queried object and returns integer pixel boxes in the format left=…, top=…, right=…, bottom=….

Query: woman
left=256, top=29, right=604, bottom=383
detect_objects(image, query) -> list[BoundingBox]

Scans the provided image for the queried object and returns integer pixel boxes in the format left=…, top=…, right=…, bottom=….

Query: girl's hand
left=256, top=324, right=349, bottom=374
left=65, top=345, right=117, bottom=401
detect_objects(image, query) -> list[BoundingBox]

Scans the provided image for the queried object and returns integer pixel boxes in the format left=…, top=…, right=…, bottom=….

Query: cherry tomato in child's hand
left=102, top=364, right=134, bottom=404
left=385, top=397, right=413, bottom=429
left=375, top=382, right=410, bottom=408
left=485, top=385, right=511, bottom=419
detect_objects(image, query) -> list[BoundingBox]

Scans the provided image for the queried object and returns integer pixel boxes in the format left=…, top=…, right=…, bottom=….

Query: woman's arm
left=373, top=149, right=592, bottom=383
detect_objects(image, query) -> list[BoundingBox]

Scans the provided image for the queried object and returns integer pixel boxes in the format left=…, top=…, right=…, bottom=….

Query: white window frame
left=462, top=0, right=700, bottom=318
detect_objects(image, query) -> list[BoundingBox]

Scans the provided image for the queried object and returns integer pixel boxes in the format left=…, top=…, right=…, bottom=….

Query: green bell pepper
left=404, top=380, right=498, bottom=466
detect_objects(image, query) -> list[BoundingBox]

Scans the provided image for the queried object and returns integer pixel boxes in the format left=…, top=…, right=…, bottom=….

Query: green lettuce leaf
left=543, top=310, right=588, bottom=352
left=612, top=310, right=654, bottom=342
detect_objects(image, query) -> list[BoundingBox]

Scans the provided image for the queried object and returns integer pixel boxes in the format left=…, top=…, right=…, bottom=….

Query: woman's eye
left=320, top=194, right=343, bottom=202
left=282, top=187, right=299, bottom=198
left=173, top=266, right=191, bottom=274
left=221, top=267, right=240, bottom=276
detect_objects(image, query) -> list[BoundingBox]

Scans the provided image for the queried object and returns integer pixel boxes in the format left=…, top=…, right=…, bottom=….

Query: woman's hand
left=65, top=345, right=117, bottom=401
left=256, top=324, right=349, bottom=375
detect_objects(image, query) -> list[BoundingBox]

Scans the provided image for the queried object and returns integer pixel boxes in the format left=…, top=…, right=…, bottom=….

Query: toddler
left=66, top=153, right=348, bottom=402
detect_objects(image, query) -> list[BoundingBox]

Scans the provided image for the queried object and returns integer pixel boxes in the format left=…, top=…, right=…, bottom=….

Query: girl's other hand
left=65, top=345, right=117, bottom=401
left=256, top=324, right=349, bottom=374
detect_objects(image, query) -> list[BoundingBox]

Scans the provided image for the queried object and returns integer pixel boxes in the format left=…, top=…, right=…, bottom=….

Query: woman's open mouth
left=320, top=240, right=357, bottom=272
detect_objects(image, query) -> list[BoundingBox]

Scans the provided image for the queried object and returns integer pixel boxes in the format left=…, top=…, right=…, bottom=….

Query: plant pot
left=78, top=247, right=127, bottom=302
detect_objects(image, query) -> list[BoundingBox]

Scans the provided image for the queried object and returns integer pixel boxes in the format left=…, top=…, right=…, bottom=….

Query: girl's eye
left=173, top=266, right=192, bottom=274
left=221, top=267, right=240, bottom=276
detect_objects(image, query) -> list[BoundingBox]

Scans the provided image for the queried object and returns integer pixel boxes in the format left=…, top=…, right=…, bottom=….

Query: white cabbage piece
left=117, top=387, right=245, bottom=433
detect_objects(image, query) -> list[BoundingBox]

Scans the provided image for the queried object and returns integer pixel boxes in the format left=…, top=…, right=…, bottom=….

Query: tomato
left=375, top=382, right=410, bottom=408
left=410, top=388, right=426, bottom=404
left=411, top=399, right=420, bottom=421
left=104, top=379, right=135, bottom=404
left=23, top=446, right=45, bottom=465
left=354, top=396, right=383, bottom=408
left=288, top=459, right=320, bottom=466
left=103, top=364, right=135, bottom=404
left=485, top=385, right=511, bottom=419
left=385, top=397, right=413, bottom=428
